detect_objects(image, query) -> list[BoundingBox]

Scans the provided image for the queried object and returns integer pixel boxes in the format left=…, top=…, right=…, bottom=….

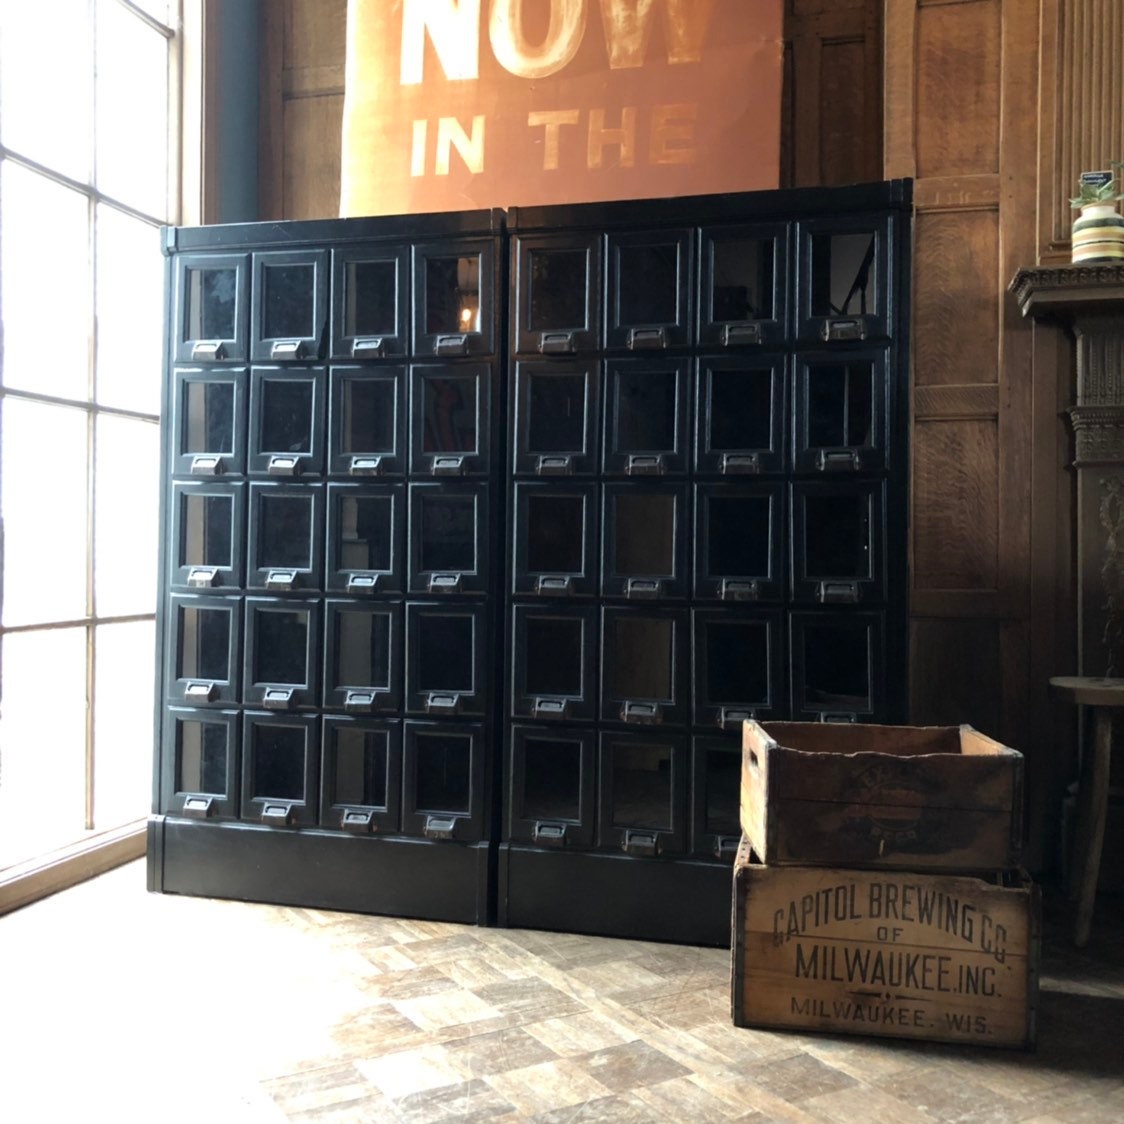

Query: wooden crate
left=731, top=839, right=1039, bottom=1048
left=741, top=721, right=1023, bottom=871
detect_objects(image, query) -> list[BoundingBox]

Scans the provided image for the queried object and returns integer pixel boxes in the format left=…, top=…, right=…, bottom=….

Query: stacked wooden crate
left=732, top=721, right=1039, bottom=1048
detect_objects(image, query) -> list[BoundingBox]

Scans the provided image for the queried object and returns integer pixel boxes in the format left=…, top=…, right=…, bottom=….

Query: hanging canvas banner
left=340, top=0, right=784, bottom=216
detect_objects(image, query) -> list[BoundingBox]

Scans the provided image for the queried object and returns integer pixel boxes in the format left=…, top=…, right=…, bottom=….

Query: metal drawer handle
left=721, top=452, right=760, bottom=475
left=722, top=322, right=762, bottom=346
left=816, top=449, right=861, bottom=472
left=714, top=834, right=739, bottom=860
left=261, top=803, right=295, bottom=827
left=622, top=829, right=659, bottom=857
left=821, top=318, right=866, bottom=342
left=820, top=711, right=858, bottom=724
left=262, top=687, right=295, bottom=709
left=627, top=326, right=667, bottom=350
left=344, top=690, right=377, bottom=713
left=625, top=578, right=661, bottom=599
left=184, top=681, right=219, bottom=702
left=267, top=455, right=301, bottom=476
left=266, top=569, right=298, bottom=591
left=191, top=341, right=226, bottom=361
left=270, top=340, right=304, bottom=359
left=532, top=697, right=569, bottom=719
left=536, top=575, right=572, bottom=596
left=720, top=579, right=760, bottom=602
left=425, top=692, right=460, bottom=714
left=424, top=815, right=457, bottom=840
left=349, top=455, right=383, bottom=476
left=432, top=455, right=464, bottom=476
left=187, top=566, right=220, bottom=589
left=341, top=808, right=375, bottom=834
left=621, top=700, right=661, bottom=725
left=190, top=454, right=224, bottom=476
left=539, top=331, right=575, bottom=354
left=533, top=821, right=567, bottom=847
left=718, top=707, right=754, bottom=731
left=626, top=454, right=664, bottom=476
left=347, top=573, right=379, bottom=593
left=817, top=580, right=860, bottom=604
left=181, top=795, right=215, bottom=820
left=351, top=338, right=386, bottom=358
left=434, top=334, right=469, bottom=356
left=536, top=454, right=572, bottom=476
left=428, top=573, right=462, bottom=593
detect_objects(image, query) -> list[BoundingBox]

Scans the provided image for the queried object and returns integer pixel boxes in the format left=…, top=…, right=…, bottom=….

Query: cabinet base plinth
left=147, top=816, right=493, bottom=925
left=498, top=844, right=732, bottom=947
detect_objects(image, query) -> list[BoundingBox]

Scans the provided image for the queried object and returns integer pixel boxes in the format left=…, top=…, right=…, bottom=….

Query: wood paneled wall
left=257, top=0, right=1114, bottom=867
left=259, top=0, right=347, bottom=220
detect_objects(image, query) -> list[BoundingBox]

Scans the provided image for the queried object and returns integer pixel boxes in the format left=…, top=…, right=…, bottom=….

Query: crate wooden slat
left=731, top=840, right=1039, bottom=1048
left=741, top=721, right=1024, bottom=871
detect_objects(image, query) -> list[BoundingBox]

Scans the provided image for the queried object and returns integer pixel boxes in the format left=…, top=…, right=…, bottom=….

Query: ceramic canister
left=1072, top=202, right=1124, bottom=263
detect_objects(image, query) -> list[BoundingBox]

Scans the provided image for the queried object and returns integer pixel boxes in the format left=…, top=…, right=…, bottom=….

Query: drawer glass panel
left=426, top=254, right=481, bottom=335
left=415, top=730, right=472, bottom=813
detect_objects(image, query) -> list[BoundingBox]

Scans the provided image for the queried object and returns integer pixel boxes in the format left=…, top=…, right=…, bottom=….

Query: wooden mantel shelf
left=1010, top=264, right=1124, bottom=318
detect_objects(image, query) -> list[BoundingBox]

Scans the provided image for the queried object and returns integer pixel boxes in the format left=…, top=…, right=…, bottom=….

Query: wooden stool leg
left=1074, top=707, right=1112, bottom=947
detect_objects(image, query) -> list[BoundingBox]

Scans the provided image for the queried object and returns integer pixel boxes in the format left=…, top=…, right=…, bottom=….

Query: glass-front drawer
left=793, top=350, right=887, bottom=474
left=243, top=597, right=321, bottom=711
left=166, top=593, right=241, bottom=707
left=169, top=481, right=244, bottom=592
left=695, top=355, right=785, bottom=476
left=510, top=605, right=597, bottom=722
left=698, top=223, right=788, bottom=349
left=248, top=367, right=325, bottom=477
left=512, top=361, right=599, bottom=477
left=241, top=711, right=319, bottom=827
left=791, top=480, right=885, bottom=604
left=597, top=731, right=688, bottom=856
left=513, top=234, right=600, bottom=356
left=246, top=482, right=323, bottom=593
left=413, top=239, right=495, bottom=357
left=600, top=606, right=687, bottom=728
left=601, top=483, right=687, bottom=600
left=606, top=229, right=692, bottom=351
left=410, top=364, right=491, bottom=477
left=512, top=482, right=597, bottom=598
left=691, top=609, right=783, bottom=730
left=331, top=245, right=409, bottom=360
left=507, top=724, right=595, bottom=849
left=693, top=483, right=783, bottom=602
left=789, top=611, right=884, bottom=722
left=690, top=736, right=742, bottom=861
left=405, top=602, right=488, bottom=717
left=251, top=249, right=329, bottom=362
left=603, top=357, right=689, bottom=476
left=174, top=253, right=248, bottom=364
left=328, top=365, right=405, bottom=477
left=161, top=706, right=240, bottom=820
left=407, top=483, right=489, bottom=596
left=401, top=720, right=486, bottom=841
left=319, top=716, right=401, bottom=833
left=322, top=600, right=403, bottom=713
left=171, top=367, right=247, bottom=477
left=797, top=215, right=891, bottom=343
left=325, top=483, right=404, bottom=595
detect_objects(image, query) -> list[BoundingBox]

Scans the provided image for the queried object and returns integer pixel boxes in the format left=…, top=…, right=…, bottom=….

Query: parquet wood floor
left=1, top=860, right=1121, bottom=1123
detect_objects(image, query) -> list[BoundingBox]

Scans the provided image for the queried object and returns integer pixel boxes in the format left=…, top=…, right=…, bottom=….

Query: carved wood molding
left=1010, top=264, right=1124, bottom=315
left=1069, top=406, right=1124, bottom=465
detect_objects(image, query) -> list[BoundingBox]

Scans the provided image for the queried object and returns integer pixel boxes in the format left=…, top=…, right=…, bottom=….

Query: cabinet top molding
left=1010, top=264, right=1124, bottom=319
